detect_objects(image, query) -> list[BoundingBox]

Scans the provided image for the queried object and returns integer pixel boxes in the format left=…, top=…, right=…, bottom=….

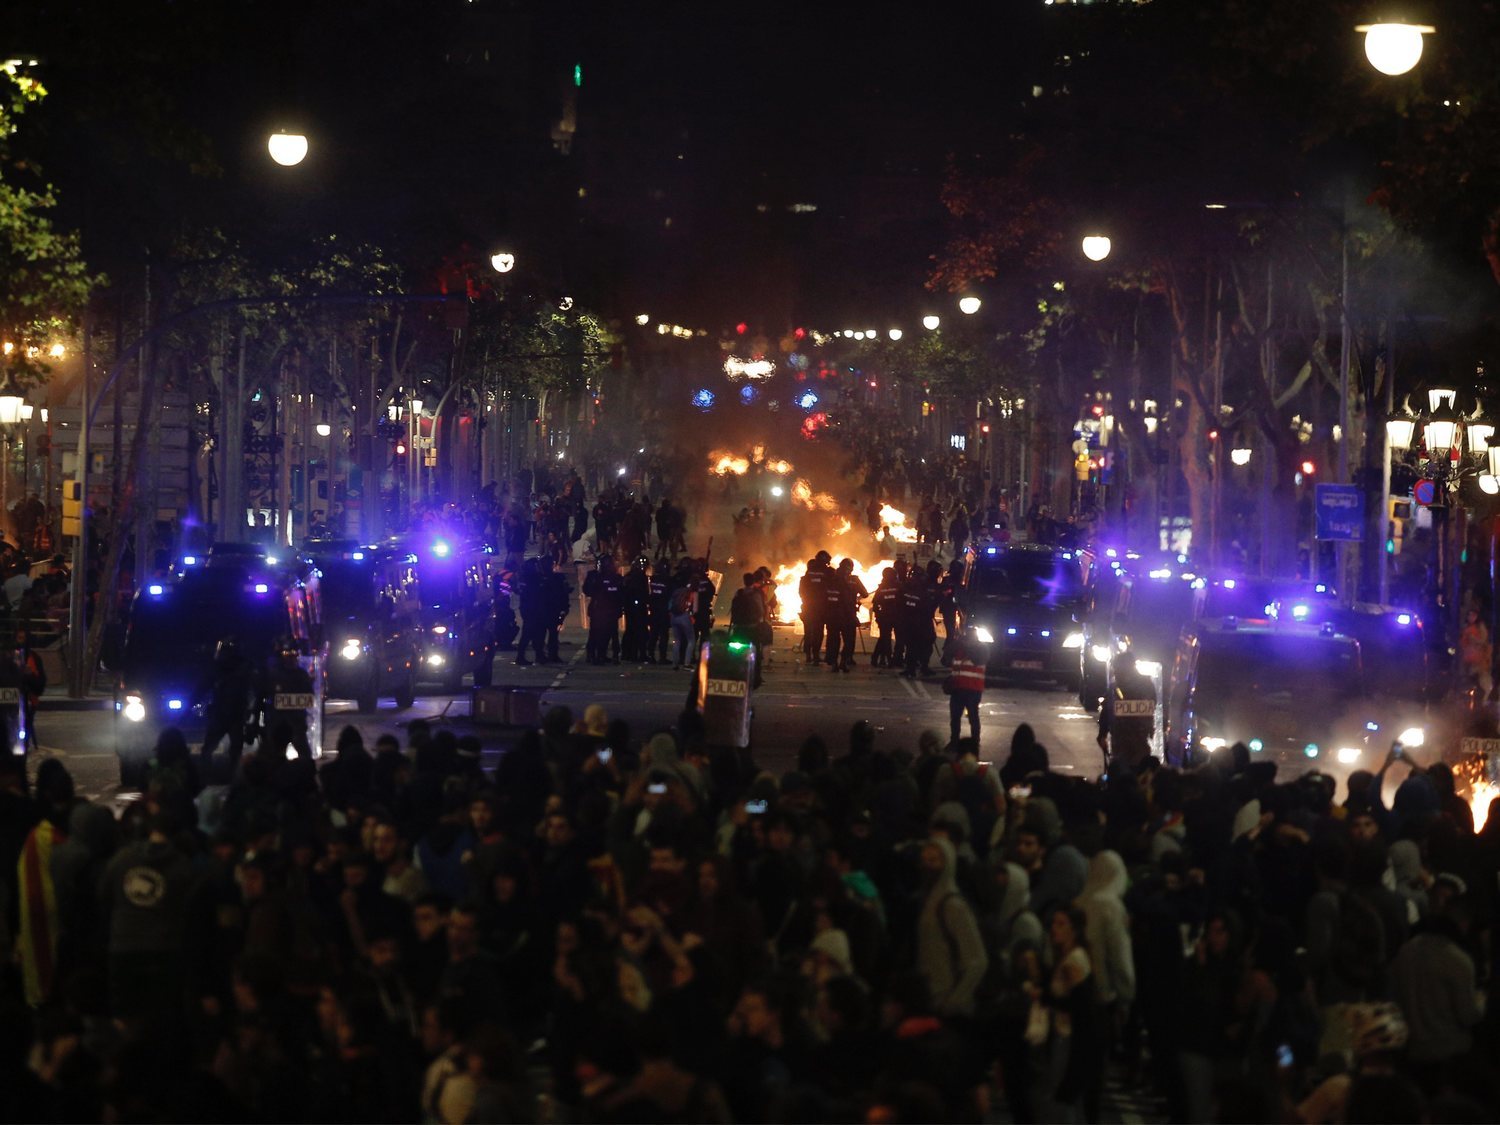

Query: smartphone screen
left=744, top=799, right=768, bottom=814
left=648, top=782, right=667, bottom=794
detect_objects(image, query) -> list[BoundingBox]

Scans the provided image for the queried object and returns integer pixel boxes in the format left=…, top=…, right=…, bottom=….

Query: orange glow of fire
left=771, top=558, right=893, bottom=627
left=766, top=458, right=794, bottom=474
left=1457, top=755, right=1498, bottom=832
left=879, top=504, right=919, bottom=543
left=709, top=450, right=751, bottom=476
left=790, top=478, right=840, bottom=511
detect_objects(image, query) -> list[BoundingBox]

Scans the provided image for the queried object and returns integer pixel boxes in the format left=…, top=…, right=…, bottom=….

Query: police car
left=958, top=543, right=1085, bottom=689
left=1164, top=616, right=1419, bottom=770
left=307, top=540, right=422, bottom=712
left=114, top=546, right=327, bottom=788
left=406, top=536, right=498, bottom=691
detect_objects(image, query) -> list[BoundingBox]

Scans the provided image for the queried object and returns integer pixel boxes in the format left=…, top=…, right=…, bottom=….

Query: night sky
left=13, top=0, right=1046, bottom=329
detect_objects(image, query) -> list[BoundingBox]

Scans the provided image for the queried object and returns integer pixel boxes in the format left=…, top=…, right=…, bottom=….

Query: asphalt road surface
left=36, top=621, right=1106, bottom=804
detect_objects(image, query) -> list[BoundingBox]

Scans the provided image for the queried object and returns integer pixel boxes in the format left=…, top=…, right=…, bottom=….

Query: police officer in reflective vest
left=1097, top=645, right=1155, bottom=770
left=945, top=632, right=987, bottom=745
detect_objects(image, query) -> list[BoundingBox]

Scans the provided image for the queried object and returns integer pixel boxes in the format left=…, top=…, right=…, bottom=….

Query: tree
left=0, top=61, right=100, bottom=381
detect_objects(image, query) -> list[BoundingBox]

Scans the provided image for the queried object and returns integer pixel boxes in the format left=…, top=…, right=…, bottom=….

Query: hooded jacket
left=1077, top=850, right=1135, bottom=1006
left=916, top=836, right=988, bottom=1017
left=989, top=860, right=1044, bottom=958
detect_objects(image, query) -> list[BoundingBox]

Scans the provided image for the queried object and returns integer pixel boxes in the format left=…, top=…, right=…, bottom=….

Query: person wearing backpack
left=915, top=835, right=988, bottom=1019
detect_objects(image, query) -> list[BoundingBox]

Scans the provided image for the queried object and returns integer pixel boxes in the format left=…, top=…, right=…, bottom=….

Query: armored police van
left=958, top=543, right=1085, bottom=689
left=307, top=539, right=421, bottom=711
left=115, top=545, right=326, bottom=788
left=406, top=536, right=498, bottom=691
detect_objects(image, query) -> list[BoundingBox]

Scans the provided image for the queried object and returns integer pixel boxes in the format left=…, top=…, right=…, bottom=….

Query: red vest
left=950, top=656, right=986, bottom=693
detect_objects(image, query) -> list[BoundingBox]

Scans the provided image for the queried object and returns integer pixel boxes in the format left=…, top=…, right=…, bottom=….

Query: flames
left=708, top=448, right=795, bottom=478
left=879, top=504, right=919, bottom=544
left=709, top=451, right=751, bottom=476
left=791, top=478, right=840, bottom=511
left=771, top=558, right=894, bottom=627
left=1458, top=753, right=1499, bottom=832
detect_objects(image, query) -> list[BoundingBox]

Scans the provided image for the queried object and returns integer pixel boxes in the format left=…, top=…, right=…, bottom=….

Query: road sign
left=1314, top=483, right=1364, bottom=541
left=1413, top=479, right=1438, bottom=507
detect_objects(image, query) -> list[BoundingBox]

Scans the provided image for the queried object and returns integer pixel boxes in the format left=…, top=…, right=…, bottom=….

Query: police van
left=406, top=536, right=498, bottom=691
left=958, top=543, right=1085, bottom=689
left=114, top=546, right=326, bottom=788
left=1165, top=617, right=1380, bottom=770
left=307, top=540, right=421, bottom=711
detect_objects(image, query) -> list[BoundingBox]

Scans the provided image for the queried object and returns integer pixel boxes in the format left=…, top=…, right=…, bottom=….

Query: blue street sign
left=1314, top=483, right=1364, bottom=541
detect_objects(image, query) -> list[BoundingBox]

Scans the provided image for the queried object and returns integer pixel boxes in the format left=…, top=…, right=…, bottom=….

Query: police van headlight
left=1090, top=644, right=1112, bottom=664
left=1134, top=659, right=1162, bottom=677
left=972, top=625, right=994, bottom=644
left=340, top=640, right=363, bottom=661
left=1199, top=736, right=1227, bottom=753
left=123, top=695, right=147, bottom=723
left=426, top=653, right=446, bottom=667
left=1337, top=747, right=1363, bottom=765
left=1062, top=631, right=1084, bottom=649
left=1397, top=726, right=1425, bottom=747
left=431, top=625, right=448, bottom=635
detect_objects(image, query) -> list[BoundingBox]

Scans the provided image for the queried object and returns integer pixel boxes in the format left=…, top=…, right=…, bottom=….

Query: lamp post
left=0, top=378, right=26, bottom=548
left=1081, top=234, right=1112, bottom=262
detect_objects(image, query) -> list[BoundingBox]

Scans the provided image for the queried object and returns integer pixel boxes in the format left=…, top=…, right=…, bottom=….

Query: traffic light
left=1387, top=496, right=1411, bottom=555
left=62, top=480, right=82, bottom=538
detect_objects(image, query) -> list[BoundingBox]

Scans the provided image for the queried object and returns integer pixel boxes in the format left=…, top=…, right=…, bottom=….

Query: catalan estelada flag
left=18, top=818, right=64, bottom=1007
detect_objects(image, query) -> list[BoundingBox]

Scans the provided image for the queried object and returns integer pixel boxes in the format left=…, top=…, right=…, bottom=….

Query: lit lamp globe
left=958, top=296, right=982, bottom=316
left=267, top=132, right=309, bottom=167
left=922, top=315, right=940, bottom=331
left=1386, top=415, right=1417, bottom=451
left=490, top=252, right=516, bottom=274
left=316, top=422, right=332, bottom=438
left=1081, top=235, right=1112, bottom=262
left=1357, top=21, right=1434, bottom=76
left=1230, top=447, right=1253, bottom=466
left=0, top=386, right=23, bottom=426
left=887, top=328, right=903, bottom=341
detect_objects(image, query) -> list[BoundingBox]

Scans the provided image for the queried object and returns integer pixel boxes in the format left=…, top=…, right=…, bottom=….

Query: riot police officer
left=262, top=637, right=314, bottom=761
left=871, top=567, right=900, bottom=668
left=582, top=556, right=623, bottom=664
left=198, top=637, right=253, bottom=775
left=798, top=551, right=831, bottom=664
left=938, top=559, right=964, bottom=665
left=646, top=561, right=672, bottom=664
left=514, top=558, right=547, bottom=666
left=825, top=558, right=866, bottom=672
left=900, top=563, right=941, bottom=679
left=1097, top=645, right=1156, bottom=771
left=692, top=561, right=718, bottom=647
left=543, top=556, right=571, bottom=662
left=621, top=557, right=651, bottom=662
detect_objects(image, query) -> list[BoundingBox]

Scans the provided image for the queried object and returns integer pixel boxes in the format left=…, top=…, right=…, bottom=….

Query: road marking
left=548, top=647, right=587, bottom=691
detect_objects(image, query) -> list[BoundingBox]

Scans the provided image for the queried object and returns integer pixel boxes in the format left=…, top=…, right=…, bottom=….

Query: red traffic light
left=735, top=322, right=748, bottom=335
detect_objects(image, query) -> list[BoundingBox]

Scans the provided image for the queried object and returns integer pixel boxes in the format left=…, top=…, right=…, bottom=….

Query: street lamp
left=1081, top=234, right=1112, bottom=262
left=922, top=315, right=940, bottom=331
left=267, top=131, right=309, bottom=166
left=1423, top=404, right=1459, bottom=455
left=1230, top=447, right=1253, bottom=466
left=887, top=328, right=903, bottom=341
left=1356, top=21, right=1434, bottom=76
left=490, top=252, right=516, bottom=273
left=958, top=296, right=982, bottom=315
left=1386, top=413, right=1417, bottom=452
left=316, top=421, right=332, bottom=438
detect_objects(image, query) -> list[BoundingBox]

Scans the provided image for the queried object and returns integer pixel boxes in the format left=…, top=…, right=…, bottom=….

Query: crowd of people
left=7, top=686, right=1498, bottom=1123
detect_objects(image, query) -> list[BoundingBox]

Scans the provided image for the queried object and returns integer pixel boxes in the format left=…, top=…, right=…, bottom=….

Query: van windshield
left=1196, top=634, right=1361, bottom=702
left=970, top=555, right=1083, bottom=604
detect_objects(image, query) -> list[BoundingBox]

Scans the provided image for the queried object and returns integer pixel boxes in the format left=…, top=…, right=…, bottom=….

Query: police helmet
left=814, top=550, right=832, bottom=564
left=276, top=634, right=301, bottom=658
